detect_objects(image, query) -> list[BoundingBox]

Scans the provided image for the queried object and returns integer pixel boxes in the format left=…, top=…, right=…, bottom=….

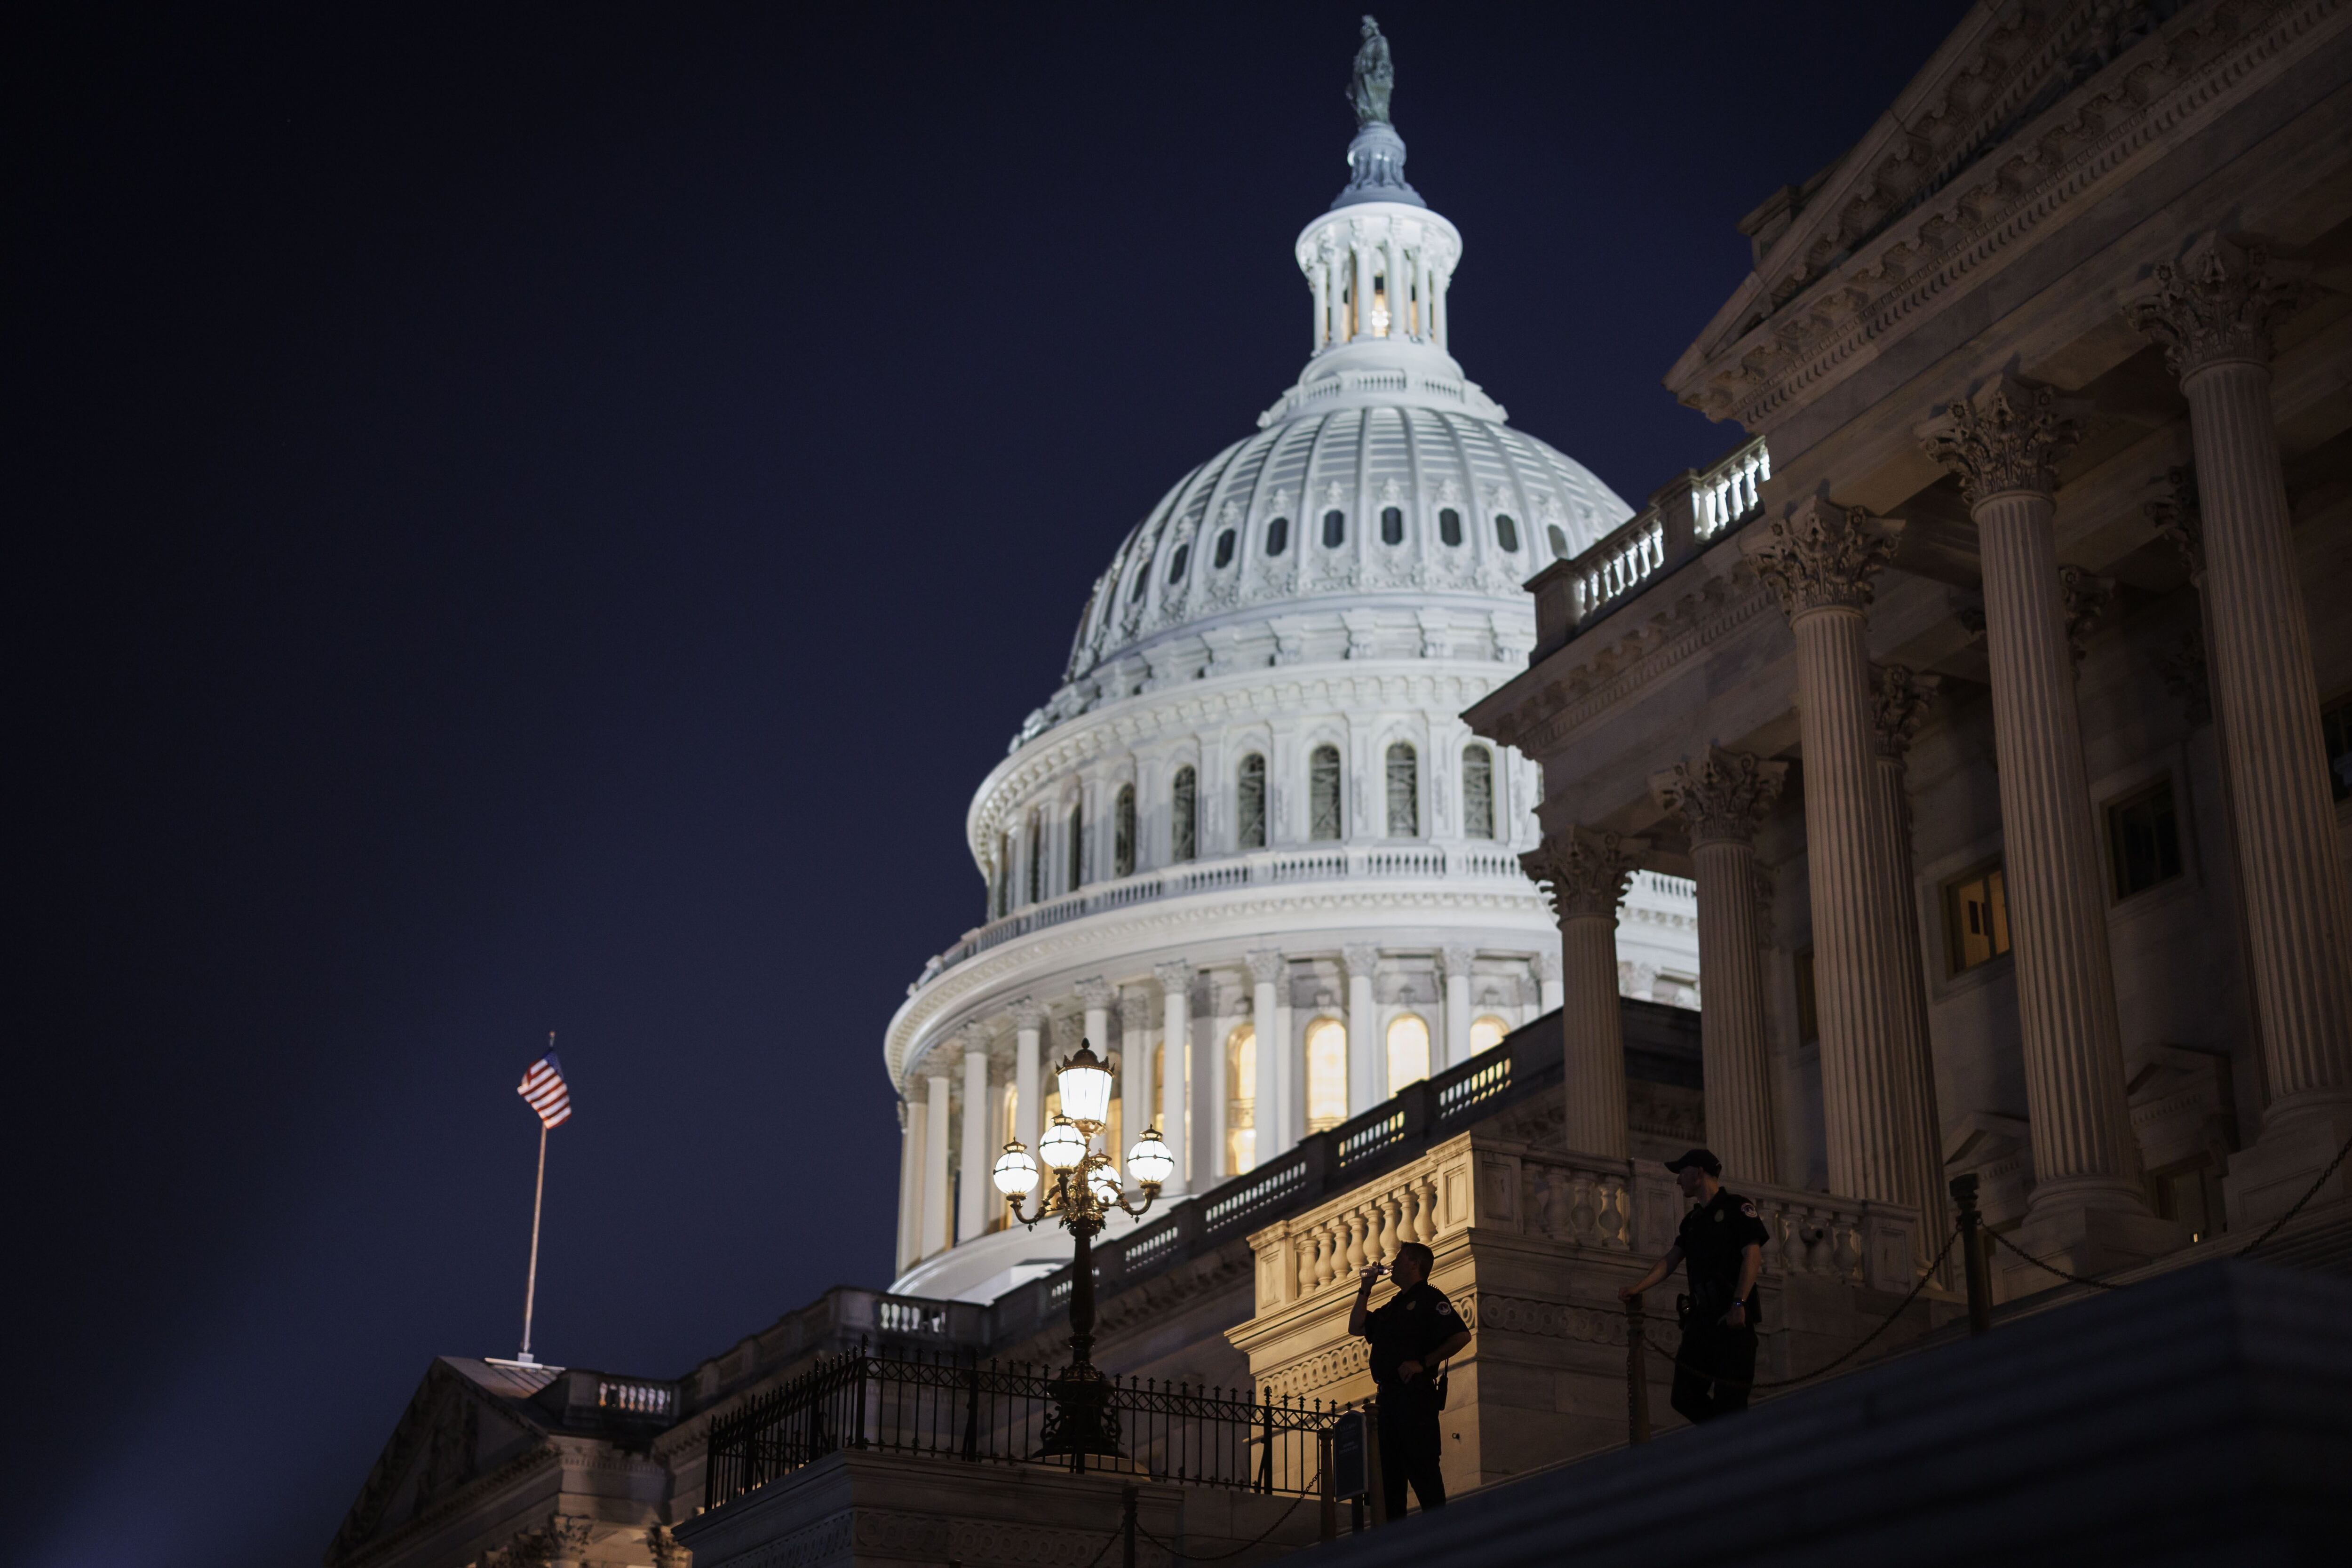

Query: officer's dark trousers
left=1375, top=1381, right=1445, bottom=1518
left=1669, top=1320, right=1757, bottom=1422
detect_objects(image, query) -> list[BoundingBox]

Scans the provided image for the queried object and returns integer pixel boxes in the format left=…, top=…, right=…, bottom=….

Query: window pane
left=1548, top=523, right=1570, bottom=557
left=1237, top=753, right=1266, bottom=849
left=1214, top=528, right=1236, bottom=569
left=1115, top=785, right=1136, bottom=879
left=1026, top=815, right=1043, bottom=905
left=1305, top=1019, right=1348, bottom=1130
left=1794, top=947, right=1819, bottom=1044
left=1172, top=766, right=1198, bottom=863
left=1468, top=1015, right=1508, bottom=1054
left=1462, top=747, right=1494, bottom=839
left=1381, top=506, right=1404, bottom=545
left=2323, top=693, right=2352, bottom=801
left=1495, top=513, right=1519, bottom=552
left=1386, top=1014, right=1430, bottom=1094
left=1322, top=509, right=1346, bottom=548
left=2107, top=779, right=2183, bottom=899
left=1438, top=508, right=1462, bottom=547
left=1385, top=742, right=1418, bottom=837
left=1946, top=863, right=2012, bottom=973
left=1309, top=745, right=1343, bottom=841
left=1266, top=516, right=1289, bottom=557
left=1068, top=804, right=1084, bottom=890
left=1168, top=543, right=1190, bottom=582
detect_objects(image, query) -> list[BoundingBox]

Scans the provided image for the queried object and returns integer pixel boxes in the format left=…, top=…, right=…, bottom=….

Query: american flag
left=517, top=1050, right=572, bottom=1128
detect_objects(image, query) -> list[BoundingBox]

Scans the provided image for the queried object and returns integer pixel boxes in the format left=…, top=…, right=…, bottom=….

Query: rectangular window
left=1793, top=947, right=1818, bottom=1045
left=1236, top=755, right=1267, bottom=850
left=2323, top=692, right=2352, bottom=803
left=2106, top=778, right=2184, bottom=899
left=1945, top=862, right=2012, bottom=974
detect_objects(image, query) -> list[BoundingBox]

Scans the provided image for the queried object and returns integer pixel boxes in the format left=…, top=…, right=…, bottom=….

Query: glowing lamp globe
left=1039, top=1115, right=1088, bottom=1171
left=1086, top=1162, right=1123, bottom=1208
left=1055, top=1043, right=1115, bottom=1127
left=1126, top=1127, right=1175, bottom=1188
left=992, top=1141, right=1039, bottom=1198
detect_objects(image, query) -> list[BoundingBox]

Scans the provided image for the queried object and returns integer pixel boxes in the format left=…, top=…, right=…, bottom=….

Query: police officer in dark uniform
left=1349, top=1241, right=1469, bottom=1520
left=1617, top=1148, right=1770, bottom=1422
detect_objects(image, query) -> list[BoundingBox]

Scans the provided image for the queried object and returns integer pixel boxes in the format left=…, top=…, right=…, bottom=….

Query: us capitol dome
left=888, top=24, right=1699, bottom=1302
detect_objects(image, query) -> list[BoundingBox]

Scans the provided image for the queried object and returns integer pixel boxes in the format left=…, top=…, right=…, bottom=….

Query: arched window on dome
left=1495, top=513, right=1521, bottom=552
left=1025, top=813, right=1043, bottom=906
left=1225, top=1024, right=1256, bottom=1175
left=1236, top=753, right=1266, bottom=850
left=1386, top=1014, right=1430, bottom=1095
left=1171, top=765, right=1198, bottom=863
left=1469, top=1014, right=1511, bottom=1055
left=1214, top=529, right=1236, bottom=569
left=1305, top=1018, right=1348, bottom=1131
left=1385, top=742, right=1419, bottom=837
left=1322, top=509, right=1346, bottom=549
left=1129, top=565, right=1149, bottom=603
left=1308, top=745, right=1343, bottom=841
left=1265, top=516, right=1289, bottom=557
left=1438, top=508, right=1462, bottom=547
left=1168, top=543, right=1190, bottom=583
left=1380, top=506, right=1404, bottom=546
left=1547, top=523, right=1571, bottom=558
left=1114, top=785, right=1136, bottom=878
left=1462, top=746, right=1496, bottom=840
left=1067, top=802, right=1085, bottom=891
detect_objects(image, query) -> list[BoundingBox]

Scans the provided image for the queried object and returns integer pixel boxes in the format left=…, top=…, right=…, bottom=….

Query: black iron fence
left=703, top=1345, right=1341, bottom=1511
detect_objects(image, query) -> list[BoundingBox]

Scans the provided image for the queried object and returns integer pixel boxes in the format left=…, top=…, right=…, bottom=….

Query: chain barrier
left=1986, top=1226, right=2122, bottom=1289
left=2235, top=1128, right=2352, bottom=1257
left=1134, top=1464, right=1326, bottom=1561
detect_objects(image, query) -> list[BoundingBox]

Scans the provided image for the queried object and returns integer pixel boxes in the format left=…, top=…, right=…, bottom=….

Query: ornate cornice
left=1673, top=0, right=2335, bottom=428
left=1651, top=747, right=1788, bottom=845
left=2124, top=231, right=2312, bottom=378
left=1918, top=374, right=2083, bottom=505
left=1522, top=829, right=1647, bottom=923
left=1745, top=498, right=1902, bottom=619
left=1010, top=995, right=1048, bottom=1032
left=1870, top=665, right=1942, bottom=760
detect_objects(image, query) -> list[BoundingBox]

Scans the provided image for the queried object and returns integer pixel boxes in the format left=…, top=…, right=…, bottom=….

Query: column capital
left=1441, top=944, right=1476, bottom=979
left=646, top=1526, right=690, bottom=1568
left=1918, top=375, right=2083, bottom=506
left=1153, top=959, right=1193, bottom=994
left=1010, top=995, right=1048, bottom=1032
left=958, top=1020, right=994, bottom=1056
left=1746, top=497, right=1903, bottom=618
left=1076, top=976, right=1115, bottom=1011
left=1651, top=747, right=1788, bottom=846
left=1342, top=943, right=1381, bottom=978
left=1522, top=828, right=1647, bottom=923
left=1871, top=664, right=1942, bottom=760
left=2124, top=233, right=2310, bottom=380
left=1119, top=989, right=1154, bottom=1030
left=2145, top=464, right=2203, bottom=586
left=1245, top=947, right=1287, bottom=985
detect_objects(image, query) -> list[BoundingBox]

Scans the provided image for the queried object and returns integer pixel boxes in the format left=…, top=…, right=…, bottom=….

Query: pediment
left=326, top=1361, right=548, bottom=1564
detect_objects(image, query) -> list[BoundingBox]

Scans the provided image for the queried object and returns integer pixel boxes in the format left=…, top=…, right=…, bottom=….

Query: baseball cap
left=1664, top=1148, right=1722, bottom=1176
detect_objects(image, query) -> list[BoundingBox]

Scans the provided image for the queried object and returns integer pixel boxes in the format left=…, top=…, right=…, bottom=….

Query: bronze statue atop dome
left=1348, top=16, right=1394, bottom=127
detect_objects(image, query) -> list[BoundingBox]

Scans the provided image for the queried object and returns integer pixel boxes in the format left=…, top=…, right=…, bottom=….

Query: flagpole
left=520, top=1029, right=554, bottom=1365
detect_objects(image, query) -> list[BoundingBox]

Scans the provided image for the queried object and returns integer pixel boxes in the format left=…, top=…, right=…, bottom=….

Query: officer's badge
left=1740, top=1202, right=1759, bottom=1218
left=1713, top=1210, right=1725, bottom=1223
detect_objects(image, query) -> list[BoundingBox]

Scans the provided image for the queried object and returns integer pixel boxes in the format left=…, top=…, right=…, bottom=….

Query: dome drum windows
left=1167, top=543, right=1190, bottom=582
left=1265, top=516, right=1290, bottom=557
left=1067, top=802, right=1085, bottom=891
left=1114, top=785, right=1136, bottom=879
left=1547, top=523, right=1571, bottom=558
left=1438, top=508, right=1462, bottom=547
left=1380, top=506, right=1404, bottom=545
left=1385, top=743, right=1419, bottom=838
left=1213, top=529, right=1236, bottom=569
left=1494, top=513, right=1521, bottom=553
left=1321, top=510, right=1346, bottom=549
left=1171, top=765, right=1198, bottom=863
left=1309, top=745, right=1343, bottom=842
left=1237, top=753, right=1267, bottom=850
left=1461, top=746, right=1495, bottom=841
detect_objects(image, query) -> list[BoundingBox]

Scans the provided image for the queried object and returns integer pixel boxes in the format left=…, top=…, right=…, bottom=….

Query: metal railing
left=703, top=1346, right=1339, bottom=1512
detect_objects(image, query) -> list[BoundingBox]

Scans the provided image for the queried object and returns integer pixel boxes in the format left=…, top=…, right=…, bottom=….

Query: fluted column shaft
left=1874, top=668, right=1953, bottom=1263
left=1249, top=950, right=1287, bottom=1161
left=1973, top=486, right=2142, bottom=1206
left=1525, top=830, right=1643, bottom=1160
left=1345, top=945, right=1380, bottom=1112
left=1693, top=835, right=1776, bottom=1183
left=1119, top=991, right=1153, bottom=1151
left=895, top=1102, right=924, bottom=1274
left=1790, top=607, right=1916, bottom=1205
left=923, top=1072, right=952, bottom=1257
left=1442, top=946, right=1474, bottom=1070
left=1012, top=1001, right=1043, bottom=1154
left=1157, top=962, right=1192, bottom=1194
left=958, top=1048, right=990, bottom=1242
left=2179, top=359, right=2352, bottom=1117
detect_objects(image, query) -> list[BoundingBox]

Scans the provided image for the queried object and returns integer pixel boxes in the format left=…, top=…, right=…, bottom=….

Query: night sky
left=12, top=6, right=1963, bottom=1563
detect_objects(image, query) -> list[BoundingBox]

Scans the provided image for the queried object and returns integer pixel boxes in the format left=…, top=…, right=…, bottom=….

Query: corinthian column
left=1119, top=989, right=1154, bottom=1153
left=1873, top=666, right=1951, bottom=1260
left=1077, top=976, right=1113, bottom=1057
left=1010, top=996, right=1045, bottom=1153
left=2128, top=236, right=2352, bottom=1221
left=1922, top=379, right=2163, bottom=1265
left=958, top=1026, right=992, bottom=1243
left=1653, top=747, right=1787, bottom=1186
left=1747, top=501, right=1916, bottom=1212
left=1343, top=944, right=1381, bottom=1112
left=1442, top=945, right=1475, bottom=1068
left=1155, top=961, right=1192, bottom=1193
left=1247, top=948, right=1288, bottom=1160
left=1524, top=828, right=1646, bottom=1159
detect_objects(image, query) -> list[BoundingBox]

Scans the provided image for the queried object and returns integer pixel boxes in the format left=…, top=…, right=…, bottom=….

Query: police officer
left=1350, top=1241, right=1469, bottom=1520
left=1617, top=1148, right=1770, bottom=1422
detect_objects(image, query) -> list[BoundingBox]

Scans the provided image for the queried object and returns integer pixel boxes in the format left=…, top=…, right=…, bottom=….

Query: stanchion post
left=1319, top=1427, right=1337, bottom=1543
left=1950, top=1173, right=1992, bottom=1336
left=1121, top=1483, right=1137, bottom=1568
left=1625, top=1291, right=1651, bottom=1443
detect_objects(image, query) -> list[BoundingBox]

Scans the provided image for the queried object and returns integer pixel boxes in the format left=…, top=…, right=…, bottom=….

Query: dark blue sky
left=10, top=5, right=1963, bottom=1562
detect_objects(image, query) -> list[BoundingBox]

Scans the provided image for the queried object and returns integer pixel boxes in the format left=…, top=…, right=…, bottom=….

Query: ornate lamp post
left=990, top=1040, right=1172, bottom=1461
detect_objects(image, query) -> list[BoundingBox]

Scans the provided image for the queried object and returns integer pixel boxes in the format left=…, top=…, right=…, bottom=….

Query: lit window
left=1309, top=745, right=1343, bottom=841
left=1265, top=516, right=1289, bottom=557
left=1385, top=742, right=1419, bottom=837
left=1495, top=513, right=1520, bottom=552
left=1548, top=523, right=1570, bottom=557
left=2322, top=691, right=2352, bottom=802
left=1323, top=509, right=1346, bottom=548
left=1438, top=508, right=1462, bottom=547
left=1461, top=747, right=1494, bottom=840
left=1114, top=785, right=1136, bottom=879
left=1237, top=753, right=1267, bottom=849
left=1226, top=1025, right=1256, bottom=1175
left=1171, top=765, right=1198, bottom=863
left=1381, top=506, right=1404, bottom=545
left=1305, top=1019, right=1348, bottom=1131
left=1386, top=1014, right=1430, bottom=1094
left=1468, top=1015, right=1509, bottom=1055
left=1945, top=862, right=2011, bottom=974
left=1213, top=528, right=1236, bottom=569
left=2106, top=779, right=2182, bottom=899
left=1168, top=543, right=1190, bottom=582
